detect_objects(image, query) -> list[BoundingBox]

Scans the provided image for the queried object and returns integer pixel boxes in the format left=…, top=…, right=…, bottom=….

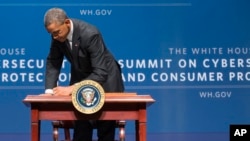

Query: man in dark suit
left=43, top=7, right=124, bottom=141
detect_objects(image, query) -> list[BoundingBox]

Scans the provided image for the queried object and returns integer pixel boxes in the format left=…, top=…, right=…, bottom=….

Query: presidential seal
left=71, top=80, right=105, bottom=114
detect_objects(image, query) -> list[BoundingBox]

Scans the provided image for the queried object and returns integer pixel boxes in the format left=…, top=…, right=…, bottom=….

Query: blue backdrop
left=0, top=0, right=250, bottom=141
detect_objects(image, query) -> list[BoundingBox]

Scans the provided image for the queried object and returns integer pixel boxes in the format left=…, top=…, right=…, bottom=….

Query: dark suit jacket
left=45, top=19, right=124, bottom=92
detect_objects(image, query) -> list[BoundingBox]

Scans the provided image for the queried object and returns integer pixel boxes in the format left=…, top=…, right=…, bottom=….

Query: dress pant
left=73, top=120, right=116, bottom=141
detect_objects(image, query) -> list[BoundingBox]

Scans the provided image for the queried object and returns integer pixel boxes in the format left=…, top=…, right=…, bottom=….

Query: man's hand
left=53, top=85, right=74, bottom=96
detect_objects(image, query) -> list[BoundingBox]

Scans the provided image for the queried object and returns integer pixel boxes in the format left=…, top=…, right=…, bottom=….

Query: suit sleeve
left=45, top=40, right=64, bottom=89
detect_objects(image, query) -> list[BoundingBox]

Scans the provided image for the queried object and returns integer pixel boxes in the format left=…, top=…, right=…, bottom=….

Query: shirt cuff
left=45, top=89, right=54, bottom=94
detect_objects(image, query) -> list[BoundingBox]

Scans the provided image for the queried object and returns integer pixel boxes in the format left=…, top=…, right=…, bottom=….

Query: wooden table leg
left=31, top=121, right=40, bottom=141
left=136, top=120, right=147, bottom=141
left=31, top=106, right=40, bottom=141
left=139, top=121, right=146, bottom=141
left=138, top=104, right=147, bottom=141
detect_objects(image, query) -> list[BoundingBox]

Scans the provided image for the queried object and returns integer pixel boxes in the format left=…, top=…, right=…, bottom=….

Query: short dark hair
left=44, top=8, right=68, bottom=27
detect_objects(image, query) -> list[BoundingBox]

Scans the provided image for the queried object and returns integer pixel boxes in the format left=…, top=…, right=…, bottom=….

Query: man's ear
left=64, top=19, right=71, bottom=25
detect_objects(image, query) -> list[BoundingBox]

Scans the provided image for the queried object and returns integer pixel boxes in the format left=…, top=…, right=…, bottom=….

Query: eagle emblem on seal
left=81, top=88, right=97, bottom=106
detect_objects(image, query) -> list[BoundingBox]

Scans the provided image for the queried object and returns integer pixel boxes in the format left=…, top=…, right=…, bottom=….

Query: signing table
left=23, top=93, right=155, bottom=141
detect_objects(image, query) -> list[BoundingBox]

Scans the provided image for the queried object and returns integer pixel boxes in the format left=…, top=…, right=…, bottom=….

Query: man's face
left=46, top=19, right=71, bottom=42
